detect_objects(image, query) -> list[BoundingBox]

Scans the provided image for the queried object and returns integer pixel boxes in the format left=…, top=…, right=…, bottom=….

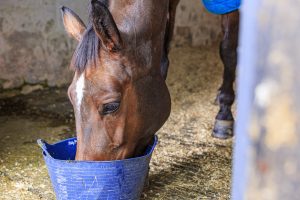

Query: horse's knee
left=220, top=36, right=238, bottom=74
left=212, top=119, right=234, bottom=139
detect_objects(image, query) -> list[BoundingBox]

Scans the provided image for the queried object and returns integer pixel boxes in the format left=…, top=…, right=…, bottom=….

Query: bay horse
left=61, top=0, right=239, bottom=161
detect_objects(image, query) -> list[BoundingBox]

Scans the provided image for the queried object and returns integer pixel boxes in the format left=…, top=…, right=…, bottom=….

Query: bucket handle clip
left=37, top=139, right=51, bottom=157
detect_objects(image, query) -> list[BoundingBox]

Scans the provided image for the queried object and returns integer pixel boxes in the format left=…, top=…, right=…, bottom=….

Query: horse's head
left=61, top=1, right=171, bottom=161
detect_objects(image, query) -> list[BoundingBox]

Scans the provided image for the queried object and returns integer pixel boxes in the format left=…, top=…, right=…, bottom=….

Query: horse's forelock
left=72, top=25, right=100, bottom=72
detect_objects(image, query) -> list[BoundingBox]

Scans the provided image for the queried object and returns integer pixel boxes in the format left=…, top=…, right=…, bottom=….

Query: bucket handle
left=37, top=139, right=51, bottom=157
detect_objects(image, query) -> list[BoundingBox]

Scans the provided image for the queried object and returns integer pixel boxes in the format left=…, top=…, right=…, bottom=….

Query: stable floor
left=0, top=46, right=233, bottom=200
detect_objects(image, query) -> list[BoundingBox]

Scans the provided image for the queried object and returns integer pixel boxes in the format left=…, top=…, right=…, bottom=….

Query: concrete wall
left=0, top=0, right=221, bottom=90
left=174, top=0, right=221, bottom=47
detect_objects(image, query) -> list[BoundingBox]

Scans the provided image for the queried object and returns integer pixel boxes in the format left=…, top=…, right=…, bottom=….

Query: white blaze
left=76, top=74, right=85, bottom=111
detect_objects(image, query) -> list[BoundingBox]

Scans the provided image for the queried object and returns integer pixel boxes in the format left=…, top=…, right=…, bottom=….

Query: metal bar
left=232, top=0, right=300, bottom=199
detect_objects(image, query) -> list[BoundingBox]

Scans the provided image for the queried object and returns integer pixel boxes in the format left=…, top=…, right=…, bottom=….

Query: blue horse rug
left=202, top=0, right=241, bottom=14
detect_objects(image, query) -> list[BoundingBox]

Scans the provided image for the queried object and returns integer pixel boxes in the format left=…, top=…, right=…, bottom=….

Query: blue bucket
left=37, top=136, right=158, bottom=200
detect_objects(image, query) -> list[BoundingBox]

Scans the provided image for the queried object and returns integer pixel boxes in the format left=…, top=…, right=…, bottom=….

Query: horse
left=60, top=0, right=239, bottom=161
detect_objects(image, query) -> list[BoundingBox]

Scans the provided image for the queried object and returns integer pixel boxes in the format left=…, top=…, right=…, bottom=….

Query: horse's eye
left=101, top=102, right=120, bottom=115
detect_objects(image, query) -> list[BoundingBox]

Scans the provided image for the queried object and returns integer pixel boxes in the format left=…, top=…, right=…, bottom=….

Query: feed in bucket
left=37, top=135, right=158, bottom=200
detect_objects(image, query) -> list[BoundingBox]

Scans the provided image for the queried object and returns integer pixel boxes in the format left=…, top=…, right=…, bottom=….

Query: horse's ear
left=91, top=0, right=123, bottom=52
left=61, top=6, right=86, bottom=41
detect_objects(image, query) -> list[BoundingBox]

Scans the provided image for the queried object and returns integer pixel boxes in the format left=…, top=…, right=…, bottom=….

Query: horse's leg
left=213, top=10, right=239, bottom=139
left=161, top=0, right=180, bottom=80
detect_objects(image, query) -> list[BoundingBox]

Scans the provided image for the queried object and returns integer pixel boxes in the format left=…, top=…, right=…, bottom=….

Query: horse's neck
left=109, top=0, right=168, bottom=70
left=109, top=0, right=168, bottom=44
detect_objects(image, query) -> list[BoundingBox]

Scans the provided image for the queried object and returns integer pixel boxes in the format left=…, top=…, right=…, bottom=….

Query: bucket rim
left=37, top=135, right=158, bottom=164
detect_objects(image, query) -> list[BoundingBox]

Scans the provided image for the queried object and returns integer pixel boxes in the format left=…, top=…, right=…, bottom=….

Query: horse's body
left=61, top=0, right=239, bottom=161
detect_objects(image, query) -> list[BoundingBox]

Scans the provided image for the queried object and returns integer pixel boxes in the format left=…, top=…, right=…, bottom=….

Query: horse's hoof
left=212, top=119, right=234, bottom=139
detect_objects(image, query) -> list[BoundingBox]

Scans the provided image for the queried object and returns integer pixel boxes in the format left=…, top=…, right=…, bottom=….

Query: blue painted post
left=232, top=0, right=300, bottom=199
